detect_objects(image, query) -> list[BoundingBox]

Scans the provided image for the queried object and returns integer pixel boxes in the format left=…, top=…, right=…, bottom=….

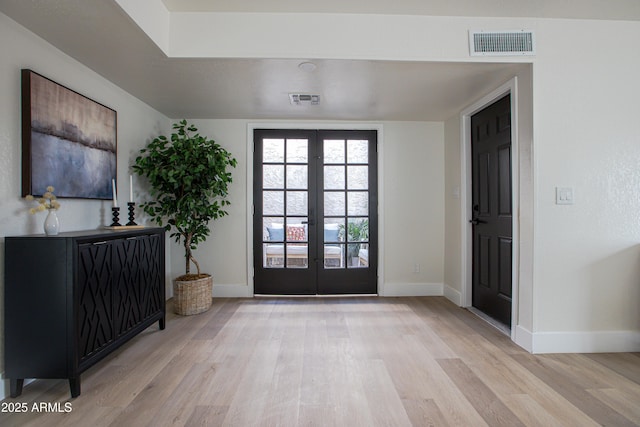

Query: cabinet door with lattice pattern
left=77, top=241, right=114, bottom=365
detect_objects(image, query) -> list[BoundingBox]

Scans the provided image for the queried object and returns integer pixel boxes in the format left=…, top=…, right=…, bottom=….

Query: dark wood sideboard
left=4, top=227, right=166, bottom=398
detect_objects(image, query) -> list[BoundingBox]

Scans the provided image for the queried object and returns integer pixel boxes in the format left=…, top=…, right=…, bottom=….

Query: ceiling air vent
left=469, top=30, right=535, bottom=56
left=289, top=94, right=320, bottom=106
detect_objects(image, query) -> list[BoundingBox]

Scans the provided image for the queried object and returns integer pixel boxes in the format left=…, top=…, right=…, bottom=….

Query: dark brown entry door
left=253, top=129, right=378, bottom=295
left=471, top=94, right=513, bottom=326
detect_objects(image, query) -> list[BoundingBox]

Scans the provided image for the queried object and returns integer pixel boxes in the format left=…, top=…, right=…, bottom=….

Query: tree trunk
left=183, top=232, right=201, bottom=276
left=191, top=256, right=201, bottom=276
left=184, top=233, right=192, bottom=275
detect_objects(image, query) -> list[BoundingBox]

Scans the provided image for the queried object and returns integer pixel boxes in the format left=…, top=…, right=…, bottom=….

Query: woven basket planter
left=173, top=274, right=213, bottom=316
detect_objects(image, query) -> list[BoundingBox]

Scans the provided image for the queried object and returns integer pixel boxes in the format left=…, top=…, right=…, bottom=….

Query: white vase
left=44, top=209, right=60, bottom=236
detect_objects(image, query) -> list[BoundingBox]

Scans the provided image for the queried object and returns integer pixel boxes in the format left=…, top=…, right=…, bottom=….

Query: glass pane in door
left=322, top=138, right=370, bottom=269
left=262, top=137, right=310, bottom=269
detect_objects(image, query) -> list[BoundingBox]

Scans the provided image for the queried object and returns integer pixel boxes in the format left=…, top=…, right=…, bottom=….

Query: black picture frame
left=21, top=69, right=117, bottom=199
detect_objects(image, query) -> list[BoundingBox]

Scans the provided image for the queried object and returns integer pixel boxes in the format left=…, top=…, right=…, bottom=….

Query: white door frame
left=460, top=77, right=519, bottom=342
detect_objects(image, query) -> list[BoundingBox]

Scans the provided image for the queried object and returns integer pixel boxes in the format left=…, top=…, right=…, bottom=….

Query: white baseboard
left=443, top=284, right=462, bottom=306
left=487, top=324, right=640, bottom=354
left=380, top=282, right=444, bottom=297
left=213, top=283, right=252, bottom=298
left=0, top=377, right=8, bottom=401
left=514, top=325, right=533, bottom=352
left=531, top=330, right=640, bottom=354
left=212, top=282, right=447, bottom=298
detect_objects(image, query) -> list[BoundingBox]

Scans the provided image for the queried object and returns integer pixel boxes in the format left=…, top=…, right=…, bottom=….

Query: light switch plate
left=556, top=187, right=574, bottom=205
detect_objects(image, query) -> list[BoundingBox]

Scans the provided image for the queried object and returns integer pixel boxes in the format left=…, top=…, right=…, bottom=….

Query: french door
left=253, top=129, right=377, bottom=295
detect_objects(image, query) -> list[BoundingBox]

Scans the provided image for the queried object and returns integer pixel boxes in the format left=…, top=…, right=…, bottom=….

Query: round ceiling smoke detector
left=298, top=61, right=317, bottom=72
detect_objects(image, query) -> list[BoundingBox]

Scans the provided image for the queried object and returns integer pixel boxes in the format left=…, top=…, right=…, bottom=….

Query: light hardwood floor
left=1, top=297, right=639, bottom=426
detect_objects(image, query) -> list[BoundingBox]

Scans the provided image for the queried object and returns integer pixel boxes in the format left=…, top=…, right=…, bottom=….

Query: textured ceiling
left=3, top=0, right=631, bottom=120
left=161, top=0, right=640, bottom=21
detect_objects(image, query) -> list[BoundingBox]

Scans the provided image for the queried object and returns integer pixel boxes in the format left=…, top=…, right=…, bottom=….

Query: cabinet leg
left=69, top=377, right=81, bottom=398
left=10, top=379, right=24, bottom=397
left=159, top=316, right=166, bottom=330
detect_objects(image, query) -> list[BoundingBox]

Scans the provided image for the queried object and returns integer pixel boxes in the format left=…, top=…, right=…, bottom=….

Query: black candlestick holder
left=110, top=207, right=121, bottom=227
left=126, top=202, right=137, bottom=226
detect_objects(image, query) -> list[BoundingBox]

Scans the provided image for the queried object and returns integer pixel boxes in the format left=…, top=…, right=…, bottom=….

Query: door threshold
left=467, top=307, right=511, bottom=336
left=254, top=294, right=379, bottom=298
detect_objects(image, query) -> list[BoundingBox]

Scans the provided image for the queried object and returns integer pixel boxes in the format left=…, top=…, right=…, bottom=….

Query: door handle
left=469, top=218, right=486, bottom=225
left=302, top=209, right=316, bottom=226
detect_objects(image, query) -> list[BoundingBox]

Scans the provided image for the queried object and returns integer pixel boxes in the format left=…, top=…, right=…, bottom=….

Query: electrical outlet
left=452, top=186, right=460, bottom=199
left=413, top=263, right=420, bottom=273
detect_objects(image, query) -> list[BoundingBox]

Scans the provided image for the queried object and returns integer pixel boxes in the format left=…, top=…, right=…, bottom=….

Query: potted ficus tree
left=133, top=120, right=237, bottom=315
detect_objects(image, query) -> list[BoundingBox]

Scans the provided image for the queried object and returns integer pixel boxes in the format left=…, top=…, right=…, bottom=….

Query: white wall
left=0, top=12, right=170, bottom=396
left=381, top=122, right=445, bottom=295
left=529, top=19, right=640, bottom=352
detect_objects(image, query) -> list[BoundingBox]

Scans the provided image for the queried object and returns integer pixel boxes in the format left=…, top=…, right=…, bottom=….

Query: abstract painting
left=21, top=69, right=117, bottom=199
